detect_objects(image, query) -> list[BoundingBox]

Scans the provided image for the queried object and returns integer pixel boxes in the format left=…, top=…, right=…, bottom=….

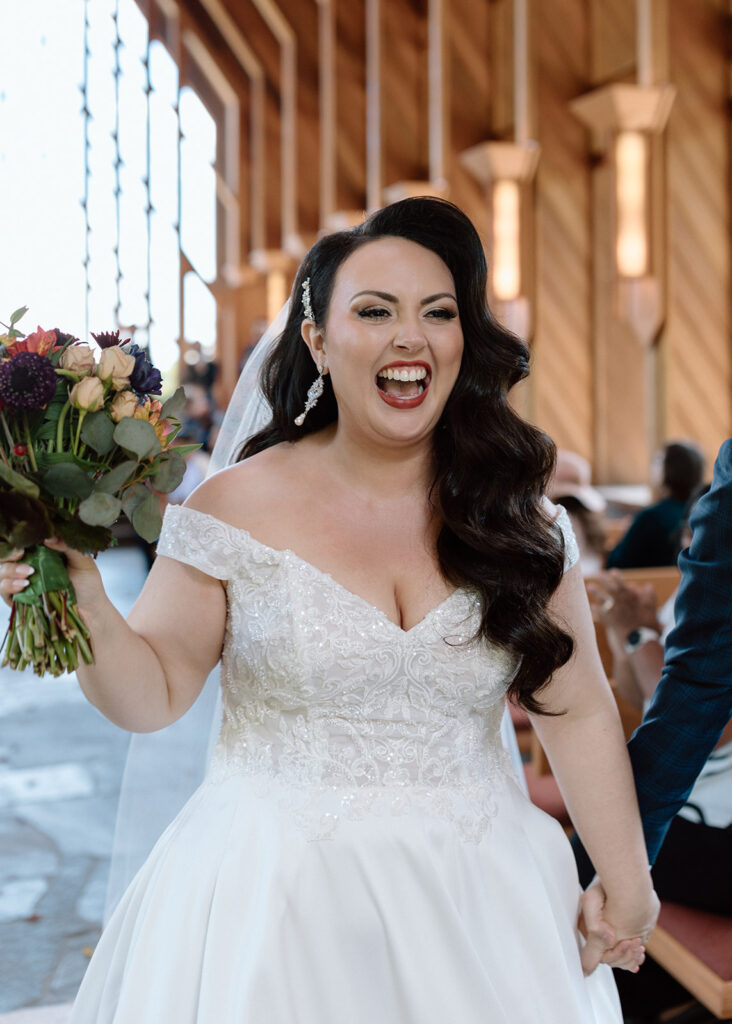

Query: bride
left=3, top=197, right=657, bottom=1021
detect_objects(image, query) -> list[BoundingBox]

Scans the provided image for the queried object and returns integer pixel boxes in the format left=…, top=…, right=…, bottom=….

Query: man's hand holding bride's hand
left=578, top=878, right=659, bottom=976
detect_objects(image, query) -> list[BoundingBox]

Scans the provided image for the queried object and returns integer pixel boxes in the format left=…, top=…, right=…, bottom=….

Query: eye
left=357, top=306, right=391, bottom=319
left=425, top=307, right=458, bottom=321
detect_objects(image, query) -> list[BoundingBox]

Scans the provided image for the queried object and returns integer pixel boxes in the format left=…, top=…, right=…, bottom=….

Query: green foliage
left=41, top=463, right=93, bottom=500
left=150, top=453, right=186, bottom=493
left=160, top=385, right=186, bottom=421
left=0, top=491, right=53, bottom=557
left=12, top=544, right=74, bottom=605
left=51, top=514, right=112, bottom=556
left=130, top=490, right=162, bottom=542
left=95, top=460, right=138, bottom=495
left=35, top=390, right=68, bottom=441
left=9, top=306, right=28, bottom=326
left=78, top=491, right=122, bottom=528
left=121, top=482, right=148, bottom=519
left=0, top=464, right=40, bottom=499
left=113, top=418, right=161, bottom=460
left=80, top=410, right=116, bottom=455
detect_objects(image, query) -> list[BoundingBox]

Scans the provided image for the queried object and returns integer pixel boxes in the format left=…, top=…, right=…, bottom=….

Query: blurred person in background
left=606, top=441, right=705, bottom=570
left=548, top=450, right=608, bottom=576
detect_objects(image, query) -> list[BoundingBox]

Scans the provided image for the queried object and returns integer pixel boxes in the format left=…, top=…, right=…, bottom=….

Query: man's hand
left=578, top=880, right=648, bottom=976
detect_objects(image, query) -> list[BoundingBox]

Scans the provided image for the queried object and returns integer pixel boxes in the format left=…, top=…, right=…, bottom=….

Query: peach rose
left=69, top=376, right=105, bottom=412
left=97, top=347, right=135, bottom=385
left=60, top=343, right=95, bottom=375
left=109, top=390, right=139, bottom=422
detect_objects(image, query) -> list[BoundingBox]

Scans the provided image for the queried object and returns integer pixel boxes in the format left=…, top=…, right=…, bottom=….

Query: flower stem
left=56, top=400, right=71, bottom=452
left=22, top=413, right=38, bottom=471
left=73, top=411, right=86, bottom=455
left=0, top=410, right=16, bottom=452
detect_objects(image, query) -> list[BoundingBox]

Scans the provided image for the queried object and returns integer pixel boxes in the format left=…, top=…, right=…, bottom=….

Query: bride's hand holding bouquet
left=0, top=306, right=196, bottom=677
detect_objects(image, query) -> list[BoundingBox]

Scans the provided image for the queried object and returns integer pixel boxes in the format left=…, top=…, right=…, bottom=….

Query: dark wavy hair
left=242, top=197, right=572, bottom=712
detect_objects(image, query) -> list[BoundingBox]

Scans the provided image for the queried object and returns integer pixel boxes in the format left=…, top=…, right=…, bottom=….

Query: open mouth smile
left=375, top=361, right=432, bottom=409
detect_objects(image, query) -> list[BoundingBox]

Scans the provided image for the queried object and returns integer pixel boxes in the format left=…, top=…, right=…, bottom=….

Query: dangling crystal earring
left=294, top=364, right=325, bottom=426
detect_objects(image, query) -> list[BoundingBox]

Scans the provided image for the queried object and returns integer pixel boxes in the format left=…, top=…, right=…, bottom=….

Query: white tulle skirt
left=70, top=771, right=621, bottom=1023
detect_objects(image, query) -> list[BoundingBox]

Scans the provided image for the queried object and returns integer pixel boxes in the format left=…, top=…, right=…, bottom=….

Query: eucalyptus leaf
left=95, top=460, right=138, bottom=495
left=0, top=464, right=40, bottom=499
left=10, top=306, right=28, bottom=326
left=79, top=492, right=122, bottom=528
left=130, top=491, right=163, bottom=542
left=159, top=386, right=186, bottom=421
left=80, top=410, right=116, bottom=455
left=113, top=418, right=160, bottom=460
left=121, top=482, right=148, bottom=519
left=41, top=463, right=93, bottom=500
left=150, top=454, right=186, bottom=493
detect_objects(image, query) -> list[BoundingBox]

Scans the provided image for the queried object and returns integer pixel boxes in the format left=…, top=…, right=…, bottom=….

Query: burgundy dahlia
left=90, top=329, right=122, bottom=349
left=0, top=352, right=58, bottom=410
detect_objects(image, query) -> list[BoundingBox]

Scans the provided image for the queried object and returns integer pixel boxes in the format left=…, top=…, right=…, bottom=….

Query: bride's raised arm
left=0, top=525, right=226, bottom=734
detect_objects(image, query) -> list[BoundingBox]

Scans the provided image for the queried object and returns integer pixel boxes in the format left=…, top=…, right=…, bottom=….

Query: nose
left=393, top=318, right=427, bottom=352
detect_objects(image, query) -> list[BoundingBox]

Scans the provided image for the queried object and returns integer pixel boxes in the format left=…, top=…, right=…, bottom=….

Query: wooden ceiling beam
left=196, top=0, right=266, bottom=254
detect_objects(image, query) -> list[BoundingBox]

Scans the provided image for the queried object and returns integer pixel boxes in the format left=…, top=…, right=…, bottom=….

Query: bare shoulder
left=183, top=442, right=304, bottom=530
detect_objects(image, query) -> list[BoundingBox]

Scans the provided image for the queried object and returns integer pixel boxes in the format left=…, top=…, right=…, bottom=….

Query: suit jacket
left=628, top=438, right=732, bottom=864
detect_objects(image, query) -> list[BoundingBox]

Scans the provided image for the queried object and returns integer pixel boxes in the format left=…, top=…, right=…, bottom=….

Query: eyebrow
left=350, top=290, right=457, bottom=305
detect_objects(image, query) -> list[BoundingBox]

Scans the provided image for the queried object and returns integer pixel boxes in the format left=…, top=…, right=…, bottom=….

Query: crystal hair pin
left=301, top=278, right=314, bottom=320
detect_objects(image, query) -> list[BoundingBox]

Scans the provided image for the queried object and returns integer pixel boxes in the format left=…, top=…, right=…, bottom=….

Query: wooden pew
left=646, top=904, right=732, bottom=1020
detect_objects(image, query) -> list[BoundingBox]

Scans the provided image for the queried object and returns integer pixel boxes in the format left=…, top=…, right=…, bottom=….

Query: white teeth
left=377, top=366, right=428, bottom=381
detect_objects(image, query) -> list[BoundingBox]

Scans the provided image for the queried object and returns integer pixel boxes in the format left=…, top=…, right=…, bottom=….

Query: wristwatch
left=624, top=627, right=661, bottom=655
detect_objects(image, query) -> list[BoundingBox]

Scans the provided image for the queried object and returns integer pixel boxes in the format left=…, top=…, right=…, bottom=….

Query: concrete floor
left=0, top=546, right=149, bottom=1016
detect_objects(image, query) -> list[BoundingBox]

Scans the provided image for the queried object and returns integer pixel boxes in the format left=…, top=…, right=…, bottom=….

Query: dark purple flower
left=90, top=329, right=123, bottom=349
left=0, top=352, right=58, bottom=410
left=125, top=343, right=162, bottom=396
left=52, top=328, right=78, bottom=347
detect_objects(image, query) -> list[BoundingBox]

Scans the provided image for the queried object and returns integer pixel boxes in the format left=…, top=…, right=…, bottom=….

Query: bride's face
left=303, top=236, right=464, bottom=447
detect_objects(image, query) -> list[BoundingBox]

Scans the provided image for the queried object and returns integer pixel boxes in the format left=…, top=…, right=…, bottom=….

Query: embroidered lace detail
left=158, top=504, right=579, bottom=842
left=557, top=506, right=580, bottom=571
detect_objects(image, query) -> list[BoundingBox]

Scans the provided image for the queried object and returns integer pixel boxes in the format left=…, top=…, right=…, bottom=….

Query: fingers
left=579, top=881, right=614, bottom=944
left=0, top=551, right=34, bottom=604
left=600, top=937, right=646, bottom=973
left=44, top=537, right=95, bottom=572
left=580, top=931, right=617, bottom=977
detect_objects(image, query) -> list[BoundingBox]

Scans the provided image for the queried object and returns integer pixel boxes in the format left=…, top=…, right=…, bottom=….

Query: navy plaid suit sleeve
left=627, top=438, right=732, bottom=864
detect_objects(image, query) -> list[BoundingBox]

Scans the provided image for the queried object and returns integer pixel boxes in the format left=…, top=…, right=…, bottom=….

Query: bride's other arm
left=528, top=562, right=659, bottom=947
left=0, top=526, right=226, bottom=736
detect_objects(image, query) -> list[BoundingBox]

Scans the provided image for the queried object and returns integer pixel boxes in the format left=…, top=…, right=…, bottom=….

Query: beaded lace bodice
left=157, top=504, right=578, bottom=842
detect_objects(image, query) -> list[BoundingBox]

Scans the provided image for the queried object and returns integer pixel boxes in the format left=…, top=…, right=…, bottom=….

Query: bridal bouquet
left=0, top=306, right=196, bottom=677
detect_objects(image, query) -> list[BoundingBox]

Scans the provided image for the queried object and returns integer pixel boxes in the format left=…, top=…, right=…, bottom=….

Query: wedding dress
left=70, top=502, right=621, bottom=1023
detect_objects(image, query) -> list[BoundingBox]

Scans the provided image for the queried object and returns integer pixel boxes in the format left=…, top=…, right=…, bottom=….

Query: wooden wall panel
left=278, top=0, right=320, bottom=240
left=382, top=0, right=429, bottom=187
left=448, top=0, right=493, bottom=221
left=531, top=0, right=594, bottom=461
left=661, top=0, right=731, bottom=465
left=334, top=0, right=367, bottom=211
left=589, top=0, right=635, bottom=84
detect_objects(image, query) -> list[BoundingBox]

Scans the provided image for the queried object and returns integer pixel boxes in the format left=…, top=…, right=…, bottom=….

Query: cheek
left=443, top=333, right=465, bottom=382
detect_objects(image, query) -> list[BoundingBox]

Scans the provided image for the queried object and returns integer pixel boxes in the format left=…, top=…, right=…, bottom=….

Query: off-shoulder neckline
left=166, top=504, right=465, bottom=636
